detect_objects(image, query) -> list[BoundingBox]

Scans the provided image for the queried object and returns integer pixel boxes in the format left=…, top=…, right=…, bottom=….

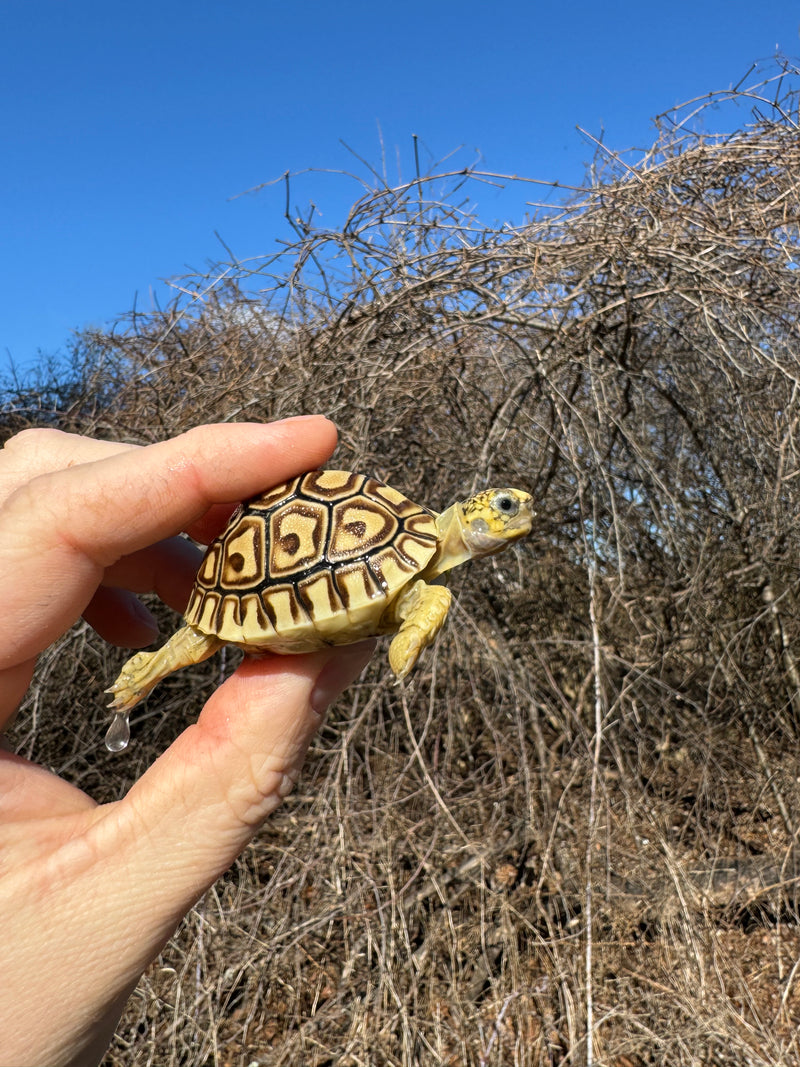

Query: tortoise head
left=427, top=488, right=534, bottom=578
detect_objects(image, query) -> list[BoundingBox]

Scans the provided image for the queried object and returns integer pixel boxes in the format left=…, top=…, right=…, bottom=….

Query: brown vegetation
left=6, top=59, right=800, bottom=1065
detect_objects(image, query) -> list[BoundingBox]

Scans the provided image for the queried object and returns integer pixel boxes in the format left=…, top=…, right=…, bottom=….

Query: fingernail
left=311, top=640, right=376, bottom=715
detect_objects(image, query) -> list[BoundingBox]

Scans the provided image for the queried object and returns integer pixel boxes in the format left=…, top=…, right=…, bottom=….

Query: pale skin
left=0, top=418, right=375, bottom=1067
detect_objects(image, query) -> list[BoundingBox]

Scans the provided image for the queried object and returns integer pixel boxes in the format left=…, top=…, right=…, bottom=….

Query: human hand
left=0, top=419, right=374, bottom=1067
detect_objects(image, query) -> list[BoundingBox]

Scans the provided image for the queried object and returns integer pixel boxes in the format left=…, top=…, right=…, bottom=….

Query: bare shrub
left=6, top=58, right=800, bottom=1066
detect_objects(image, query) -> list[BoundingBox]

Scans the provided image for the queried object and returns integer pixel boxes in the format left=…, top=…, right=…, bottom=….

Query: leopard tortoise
left=106, top=470, right=533, bottom=745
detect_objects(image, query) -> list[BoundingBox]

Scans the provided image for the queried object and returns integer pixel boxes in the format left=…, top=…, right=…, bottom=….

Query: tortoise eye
left=492, top=492, right=519, bottom=517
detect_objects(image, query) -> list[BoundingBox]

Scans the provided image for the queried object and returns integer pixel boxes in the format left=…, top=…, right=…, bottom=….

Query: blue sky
left=1, top=1, right=797, bottom=374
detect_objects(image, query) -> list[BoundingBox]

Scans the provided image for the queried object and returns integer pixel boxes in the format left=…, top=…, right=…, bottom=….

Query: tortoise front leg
left=106, top=625, right=223, bottom=714
left=384, top=580, right=452, bottom=678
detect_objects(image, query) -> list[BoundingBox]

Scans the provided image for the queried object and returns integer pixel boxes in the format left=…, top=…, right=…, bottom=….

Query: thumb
left=117, top=641, right=375, bottom=904
left=0, top=643, right=374, bottom=1067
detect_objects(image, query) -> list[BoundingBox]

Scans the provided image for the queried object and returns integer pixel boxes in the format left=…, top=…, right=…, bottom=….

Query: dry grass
left=6, top=58, right=800, bottom=1065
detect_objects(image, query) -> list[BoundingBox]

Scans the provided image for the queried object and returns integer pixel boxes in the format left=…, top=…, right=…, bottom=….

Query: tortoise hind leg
left=106, top=625, right=223, bottom=714
left=385, top=580, right=452, bottom=679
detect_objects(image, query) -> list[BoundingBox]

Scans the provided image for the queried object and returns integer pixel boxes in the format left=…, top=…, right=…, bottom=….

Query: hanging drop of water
left=105, top=711, right=130, bottom=752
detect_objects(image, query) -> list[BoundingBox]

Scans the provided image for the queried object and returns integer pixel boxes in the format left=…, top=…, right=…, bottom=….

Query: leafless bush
left=7, top=58, right=800, bottom=1066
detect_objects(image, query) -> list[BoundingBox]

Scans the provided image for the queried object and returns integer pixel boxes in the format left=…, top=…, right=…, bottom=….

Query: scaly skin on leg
left=386, top=580, right=452, bottom=678
left=106, top=625, right=223, bottom=713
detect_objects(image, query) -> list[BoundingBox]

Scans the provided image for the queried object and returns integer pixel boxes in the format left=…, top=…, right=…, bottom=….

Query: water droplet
left=105, top=712, right=130, bottom=752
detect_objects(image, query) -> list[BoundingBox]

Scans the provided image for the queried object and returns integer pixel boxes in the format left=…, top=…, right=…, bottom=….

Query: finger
left=0, top=430, right=236, bottom=546
left=184, top=502, right=239, bottom=546
left=98, top=536, right=202, bottom=613
left=82, top=536, right=202, bottom=646
left=115, top=642, right=375, bottom=903
left=0, top=417, right=337, bottom=668
left=0, top=661, right=36, bottom=731
left=82, top=588, right=160, bottom=648
left=26, top=416, right=337, bottom=563
left=1, top=535, right=202, bottom=723
left=0, top=428, right=135, bottom=505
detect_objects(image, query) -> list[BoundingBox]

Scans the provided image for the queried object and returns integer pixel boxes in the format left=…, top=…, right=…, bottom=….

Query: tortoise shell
left=184, top=470, right=440, bottom=652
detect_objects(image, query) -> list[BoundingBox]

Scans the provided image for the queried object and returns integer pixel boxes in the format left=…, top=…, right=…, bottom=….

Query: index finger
left=0, top=416, right=338, bottom=667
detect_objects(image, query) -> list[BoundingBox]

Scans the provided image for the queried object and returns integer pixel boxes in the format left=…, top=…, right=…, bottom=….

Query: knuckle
left=3, top=426, right=68, bottom=455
